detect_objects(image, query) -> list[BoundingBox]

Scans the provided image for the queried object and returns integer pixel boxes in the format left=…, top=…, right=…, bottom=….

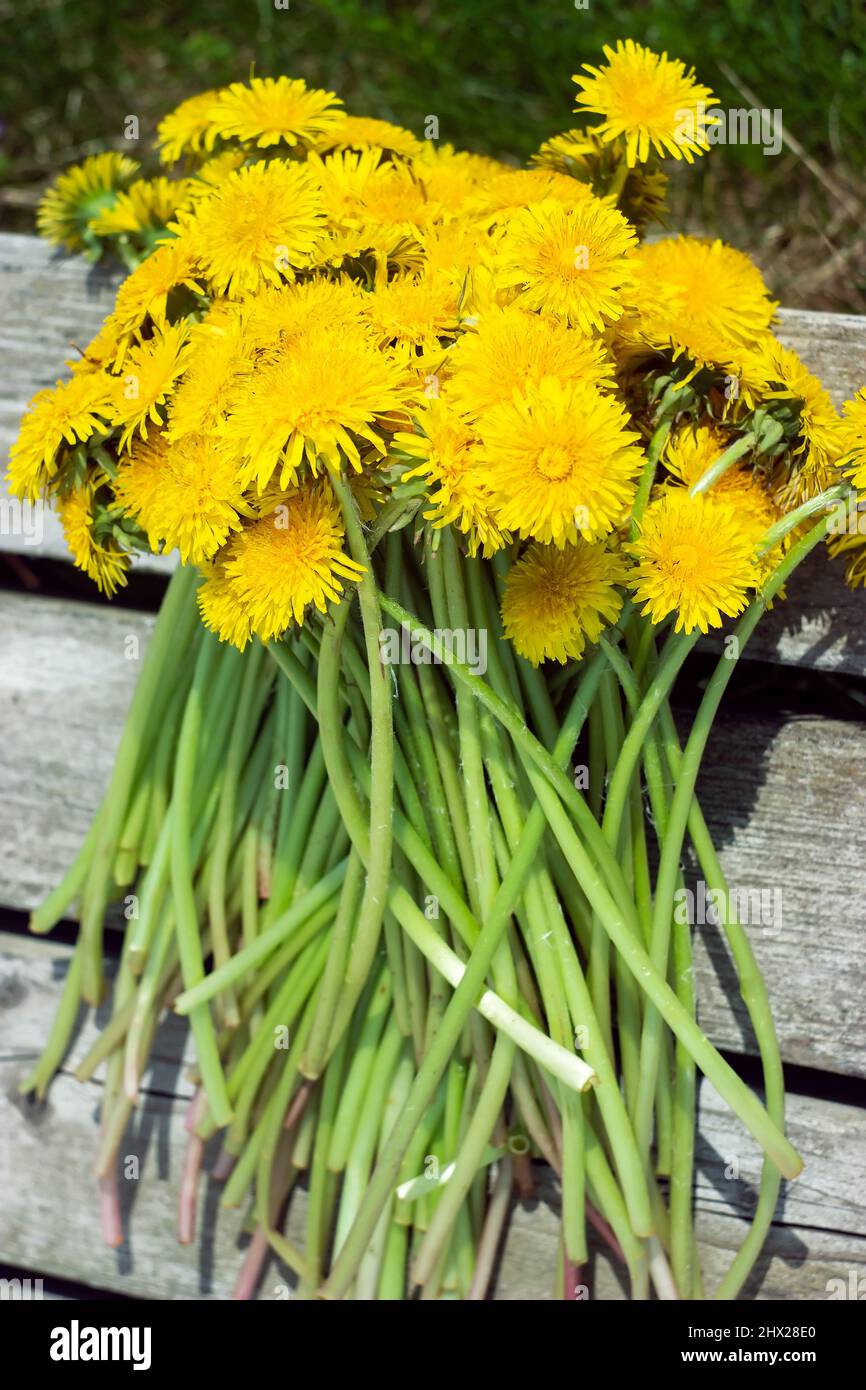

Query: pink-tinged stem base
left=563, top=1254, right=585, bottom=1301
left=99, top=1172, right=123, bottom=1249
left=233, top=1226, right=269, bottom=1301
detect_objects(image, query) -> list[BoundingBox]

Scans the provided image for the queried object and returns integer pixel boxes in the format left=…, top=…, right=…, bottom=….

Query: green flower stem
left=327, top=970, right=393, bottom=1172
left=654, top=698, right=785, bottom=1301
left=301, top=850, right=366, bottom=1078
left=689, top=432, right=757, bottom=497
left=320, top=843, right=597, bottom=1297
left=78, top=563, right=200, bottom=1001
left=123, top=911, right=177, bottom=1099
left=207, top=640, right=267, bottom=1027
left=630, top=418, right=672, bottom=539
left=378, top=594, right=638, bottom=924
left=19, top=942, right=84, bottom=1096
left=601, top=626, right=698, bottom=857
left=421, top=536, right=484, bottom=916
left=585, top=1122, right=650, bottom=1300
left=269, top=739, right=330, bottom=918
left=113, top=770, right=153, bottom=886
left=326, top=468, right=395, bottom=1032
left=28, top=813, right=104, bottom=935
left=170, top=633, right=232, bottom=1127
left=261, top=666, right=311, bottom=922
left=520, top=763, right=802, bottom=1178
left=378, top=1219, right=410, bottom=1300
left=226, top=991, right=317, bottom=1215
left=339, top=739, right=594, bottom=1090
left=456, top=554, right=653, bottom=1240
left=412, top=1031, right=515, bottom=1288
left=224, top=935, right=332, bottom=1153
left=238, top=895, right=338, bottom=1017
left=397, top=661, right=463, bottom=884
left=173, top=860, right=347, bottom=1013
left=511, top=1052, right=560, bottom=1171
left=333, top=1021, right=406, bottom=1263
left=632, top=516, right=832, bottom=1183
left=140, top=674, right=189, bottom=867
left=757, top=483, right=847, bottom=555
left=356, top=1048, right=416, bottom=1299
left=254, top=993, right=319, bottom=1258
left=297, top=1029, right=349, bottom=1298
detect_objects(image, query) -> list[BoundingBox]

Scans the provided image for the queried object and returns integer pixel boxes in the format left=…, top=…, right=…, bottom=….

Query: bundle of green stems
left=24, top=481, right=836, bottom=1300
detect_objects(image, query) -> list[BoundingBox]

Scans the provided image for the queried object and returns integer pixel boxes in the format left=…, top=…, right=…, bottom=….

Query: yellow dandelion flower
left=115, top=431, right=249, bottom=563
left=501, top=541, right=627, bottom=665
left=221, top=323, right=411, bottom=488
left=184, top=149, right=247, bottom=197
left=67, top=318, right=126, bottom=376
left=319, top=115, right=423, bottom=158
left=481, top=376, right=642, bottom=545
left=176, top=161, right=326, bottom=297
left=8, top=373, right=113, bottom=499
left=308, top=147, right=436, bottom=270
left=828, top=528, right=866, bottom=591
left=362, top=272, right=459, bottom=360
left=446, top=304, right=614, bottom=418
left=37, top=152, right=139, bottom=250
left=664, top=421, right=781, bottom=575
left=532, top=127, right=608, bottom=177
left=351, top=155, right=442, bottom=234
left=413, top=144, right=503, bottom=212
left=629, top=489, right=760, bottom=633
left=758, top=340, right=846, bottom=502
left=310, top=146, right=389, bottom=226
left=58, top=485, right=130, bottom=597
left=395, top=398, right=507, bottom=556
left=198, top=558, right=253, bottom=650
left=220, top=484, right=366, bottom=640
left=628, top=237, right=777, bottom=345
left=241, top=277, right=365, bottom=356
left=165, top=301, right=251, bottom=439
left=109, top=322, right=191, bottom=451
left=470, top=166, right=596, bottom=225
left=157, top=90, right=222, bottom=163
left=418, top=220, right=496, bottom=283
left=841, top=388, right=866, bottom=488
left=573, top=39, right=719, bottom=166
left=496, top=197, right=636, bottom=332
left=207, top=77, right=344, bottom=150
left=107, top=239, right=204, bottom=353
left=87, top=176, right=193, bottom=237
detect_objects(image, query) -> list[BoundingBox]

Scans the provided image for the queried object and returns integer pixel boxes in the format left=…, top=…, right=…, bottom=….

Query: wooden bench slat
left=1, top=930, right=862, bottom=1300
left=1, top=591, right=863, bottom=1077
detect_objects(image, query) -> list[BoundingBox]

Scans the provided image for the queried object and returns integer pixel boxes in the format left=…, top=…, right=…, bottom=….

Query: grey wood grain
left=1, top=930, right=862, bottom=1300
left=1, top=592, right=863, bottom=1075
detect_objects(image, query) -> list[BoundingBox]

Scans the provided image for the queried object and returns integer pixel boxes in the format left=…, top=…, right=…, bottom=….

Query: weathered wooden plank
left=1, top=591, right=863, bottom=1075
left=1, top=930, right=862, bottom=1300
left=711, top=549, right=866, bottom=678
left=776, top=307, right=866, bottom=410
left=689, top=709, right=866, bottom=1078
left=0, top=593, right=155, bottom=912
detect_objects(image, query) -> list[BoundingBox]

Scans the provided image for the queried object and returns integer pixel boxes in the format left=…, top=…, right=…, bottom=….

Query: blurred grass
left=1, top=0, right=864, bottom=309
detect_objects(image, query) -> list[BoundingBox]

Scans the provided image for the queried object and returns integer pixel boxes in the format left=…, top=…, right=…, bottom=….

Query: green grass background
left=1, top=1, right=863, bottom=308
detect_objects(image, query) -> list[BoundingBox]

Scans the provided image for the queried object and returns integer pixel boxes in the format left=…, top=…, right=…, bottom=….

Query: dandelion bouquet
left=13, top=42, right=866, bottom=1300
